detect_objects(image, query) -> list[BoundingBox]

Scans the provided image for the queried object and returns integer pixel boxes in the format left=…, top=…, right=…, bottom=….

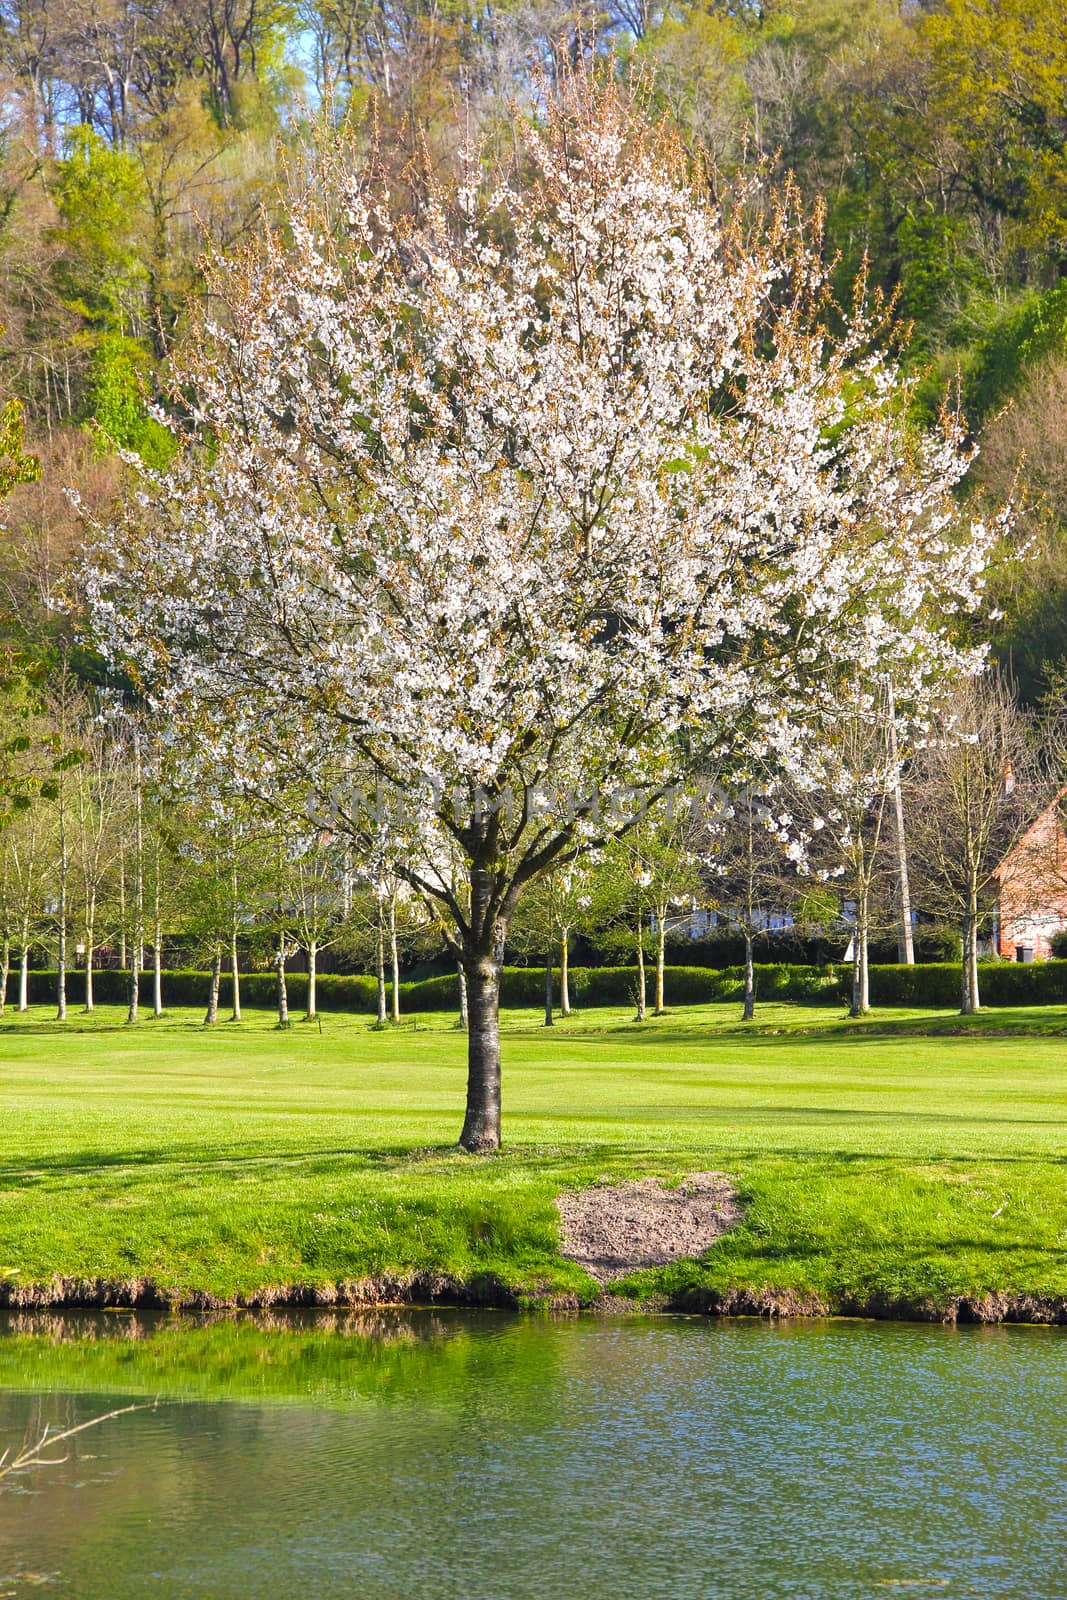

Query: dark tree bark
left=460, top=954, right=502, bottom=1151
left=543, top=956, right=554, bottom=1027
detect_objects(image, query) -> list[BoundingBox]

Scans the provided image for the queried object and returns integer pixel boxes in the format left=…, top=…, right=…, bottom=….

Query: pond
left=0, top=1311, right=1064, bottom=1598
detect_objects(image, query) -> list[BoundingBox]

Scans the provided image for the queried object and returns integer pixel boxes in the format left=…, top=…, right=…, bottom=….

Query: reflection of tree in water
left=0, top=1311, right=575, bottom=1597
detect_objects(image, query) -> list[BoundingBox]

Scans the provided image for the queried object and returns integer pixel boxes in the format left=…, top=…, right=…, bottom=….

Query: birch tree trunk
left=389, top=893, right=401, bottom=1023
left=231, top=932, right=241, bottom=1022
left=376, top=915, right=387, bottom=1026
left=457, top=960, right=468, bottom=1030
left=18, top=929, right=29, bottom=1012
left=635, top=916, right=647, bottom=1022
left=56, top=804, right=68, bottom=1022
left=205, top=946, right=221, bottom=1024
left=0, top=937, right=8, bottom=1015
left=850, top=890, right=870, bottom=1017
left=306, top=939, right=317, bottom=1019
left=654, top=906, right=666, bottom=1014
left=560, top=928, right=571, bottom=1017
left=275, top=939, right=290, bottom=1027
left=84, top=906, right=95, bottom=1012
left=886, top=683, right=915, bottom=965
left=153, top=923, right=163, bottom=1017
left=127, top=728, right=143, bottom=1027
left=743, top=930, right=755, bottom=1022
left=960, top=903, right=981, bottom=1015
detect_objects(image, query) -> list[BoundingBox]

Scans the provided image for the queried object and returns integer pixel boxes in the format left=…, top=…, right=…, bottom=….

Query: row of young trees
left=4, top=649, right=1052, bottom=1045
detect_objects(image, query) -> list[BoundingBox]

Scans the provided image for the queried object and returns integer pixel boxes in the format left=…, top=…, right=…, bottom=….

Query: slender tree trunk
left=118, top=841, right=127, bottom=971
left=635, top=916, right=647, bottom=1022
left=543, top=955, right=554, bottom=1026
left=376, top=914, right=387, bottom=1026
left=389, top=894, right=401, bottom=1023
left=127, top=730, right=144, bottom=1027
left=968, top=905, right=981, bottom=1013
left=276, top=939, right=290, bottom=1027
left=0, top=937, right=9, bottom=1015
left=231, top=932, right=241, bottom=1022
left=460, top=952, right=501, bottom=1151
left=655, top=908, right=666, bottom=1014
left=306, top=940, right=317, bottom=1019
left=960, top=899, right=981, bottom=1015
left=84, top=914, right=94, bottom=1012
left=204, top=946, right=221, bottom=1024
left=152, top=839, right=163, bottom=1017
left=18, top=929, right=29, bottom=1013
left=560, top=928, right=571, bottom=1017
left=850, top=892, right=870, bottom=1017
left=56, top=815, right=67, bottom=1023
left=743, top=930, right=755, bottom=1022
left=886, top=684, right=915, bottom=965
left=127, top=952, right=140, bottom=1023
left=457, top=960, right=468, bottom=1030
left=153, top=923, right=163, bottom=1018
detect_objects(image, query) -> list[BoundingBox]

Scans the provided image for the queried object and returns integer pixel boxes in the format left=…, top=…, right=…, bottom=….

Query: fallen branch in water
left=0, top=1402, right=156, bottom=1481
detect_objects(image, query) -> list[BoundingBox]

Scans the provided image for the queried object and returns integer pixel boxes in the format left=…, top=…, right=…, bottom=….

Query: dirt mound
left=556, top=1173, right=741, bottom=1283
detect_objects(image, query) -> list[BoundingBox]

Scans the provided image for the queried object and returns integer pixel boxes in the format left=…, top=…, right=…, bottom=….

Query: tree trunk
left=127, top=953, right=139, bottom=1023
left=18, top=934, right=29, bottom=1013
left=389, top=895, right=401, bottom=1023
left=457, top=960, right=468, bottom=1030
left=960, top=903, right=980, bottom=1015
left=635, top=917, right=647, bottom=1021
left=153, top=843, right=163, bottom=1017
left=231, top=932, right=241, bottom=1022
left=560, top=928, right=571, bottom=1017
left=543, top=956, right=554, bottom=1026
left=306, top=940, right=317, bottom=1019
left=654, top=908, right=666, bottom=1014
left=0, top=937, right=9, bottom=1015
left=153, top=925, right=163, bottom=1017
left=886, top=684, right=915, bottom=965
left=376, top=916, right=387, bottom=1026
left=84, top=911, right=95, bottom=1012
left=459, top=954, right=501, bottom=1152
left=204, top=947, right=221, bottom=1024
left=275, top=939, right=290, bottom=1027
left=743, top=930, right=755, bottom=1022
left=56, top=844, right=67, bottom=1023
left=850, top=895, right=870, bottom=1017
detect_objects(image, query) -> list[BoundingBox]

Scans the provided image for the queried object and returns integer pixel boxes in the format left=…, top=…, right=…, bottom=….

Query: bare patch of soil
left=556, top=1173, right=742, bottom=1283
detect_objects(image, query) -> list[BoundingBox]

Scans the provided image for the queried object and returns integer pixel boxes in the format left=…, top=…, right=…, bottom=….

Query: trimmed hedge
left=7, top=959, right=1067, bottom=1013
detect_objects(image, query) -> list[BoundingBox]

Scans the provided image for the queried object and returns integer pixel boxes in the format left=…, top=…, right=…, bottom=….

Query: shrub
left=8, top=959, right=1067, bottom=1014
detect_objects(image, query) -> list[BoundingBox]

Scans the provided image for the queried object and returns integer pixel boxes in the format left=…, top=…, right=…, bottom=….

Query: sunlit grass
left=1, top=999, right=1065, bottom=1305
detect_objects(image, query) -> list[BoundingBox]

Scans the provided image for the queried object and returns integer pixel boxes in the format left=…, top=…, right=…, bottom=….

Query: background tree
left=909, top=672, right=1039, bottom=1014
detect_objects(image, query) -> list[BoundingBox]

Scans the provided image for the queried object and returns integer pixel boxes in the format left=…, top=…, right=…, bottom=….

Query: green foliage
left=86, top=335, right=174, bottom=468
left=52, top=127, right=147, bottom=331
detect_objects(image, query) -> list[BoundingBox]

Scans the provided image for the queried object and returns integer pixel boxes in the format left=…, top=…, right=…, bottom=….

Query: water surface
left=0, top=1311, right=1063, bottom=1598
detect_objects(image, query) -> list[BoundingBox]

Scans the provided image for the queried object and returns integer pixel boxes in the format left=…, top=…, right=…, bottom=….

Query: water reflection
left=0, top=1312, right=1064, bottom=1598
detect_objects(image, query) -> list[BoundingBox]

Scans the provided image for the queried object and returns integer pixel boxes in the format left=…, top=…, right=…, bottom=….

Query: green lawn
left=0, top=999, right=1065, bottom=1310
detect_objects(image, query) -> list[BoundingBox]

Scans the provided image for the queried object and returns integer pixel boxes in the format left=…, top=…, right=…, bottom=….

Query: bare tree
left=909, top=671, right=1039, bottom=1013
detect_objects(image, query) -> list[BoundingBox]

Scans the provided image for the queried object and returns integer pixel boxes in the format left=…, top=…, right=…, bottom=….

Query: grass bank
left=1, top=1000, right=1066, bottom=1319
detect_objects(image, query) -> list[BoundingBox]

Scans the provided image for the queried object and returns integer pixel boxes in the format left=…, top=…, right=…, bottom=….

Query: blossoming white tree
left=80, top=77, right=998, bottom=1149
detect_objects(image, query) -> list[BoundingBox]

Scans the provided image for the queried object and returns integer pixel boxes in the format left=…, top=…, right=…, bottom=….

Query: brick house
left=993, top=795, right=1067, bottom=962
